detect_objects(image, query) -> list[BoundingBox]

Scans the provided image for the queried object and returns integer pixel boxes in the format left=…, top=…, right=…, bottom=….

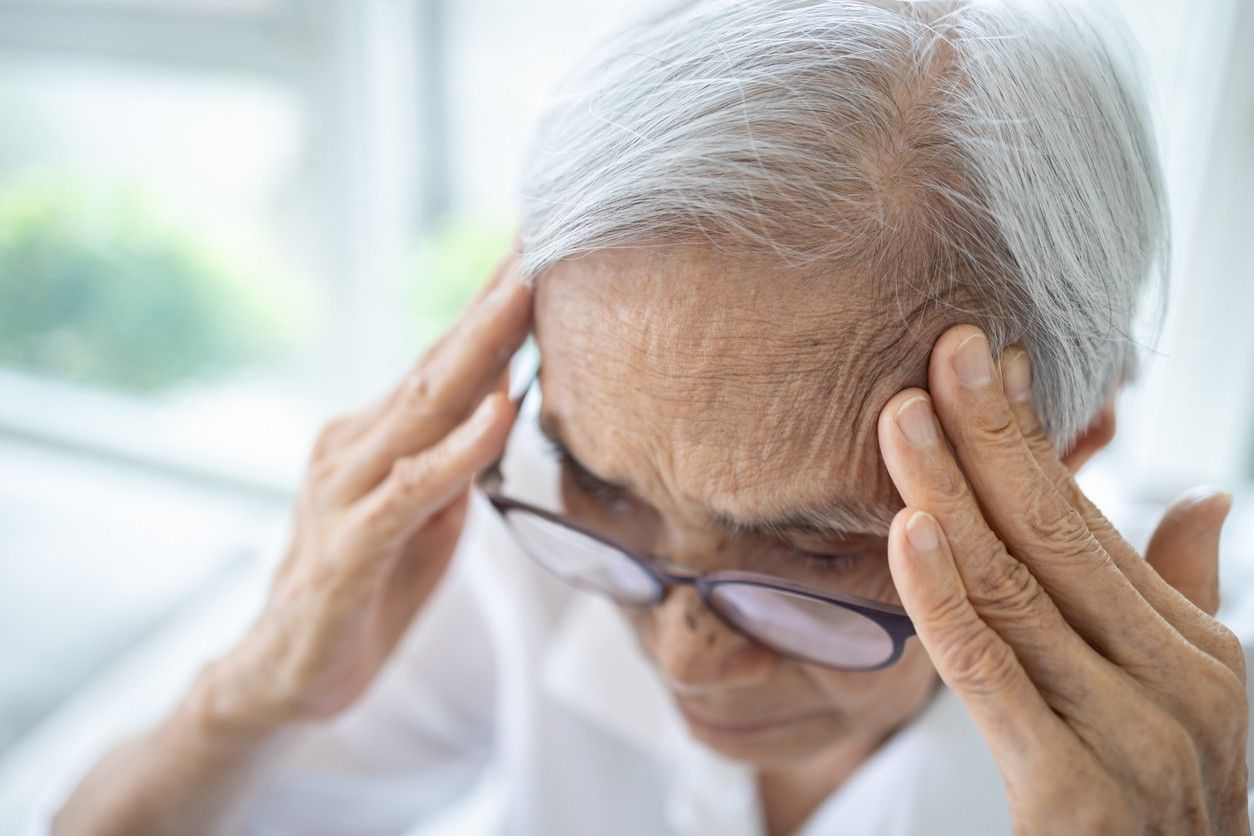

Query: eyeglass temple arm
left=479, top=337, right=541, bottom=487
left=508, top=337, right=541, bottom=407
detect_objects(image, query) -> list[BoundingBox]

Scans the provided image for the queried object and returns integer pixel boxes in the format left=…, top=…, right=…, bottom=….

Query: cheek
left=808, top=640, right=937, bottom=716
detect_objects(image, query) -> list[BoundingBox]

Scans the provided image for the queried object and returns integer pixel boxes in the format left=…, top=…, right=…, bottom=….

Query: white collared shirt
left=34, top=487, right=1254, bottom=835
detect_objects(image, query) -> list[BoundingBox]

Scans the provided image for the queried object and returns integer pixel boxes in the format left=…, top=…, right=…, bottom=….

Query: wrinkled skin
left=533, top=247, right=941, bottom=767
left=534, top=245, right=1247, bottom=835
left=54, top=241, right=1246, bottom=836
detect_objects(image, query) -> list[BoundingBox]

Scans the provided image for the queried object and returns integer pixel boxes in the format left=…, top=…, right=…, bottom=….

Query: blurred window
left=0, top=0, right=633, bottom=762
left=0, top=0, right=1248, bottom=765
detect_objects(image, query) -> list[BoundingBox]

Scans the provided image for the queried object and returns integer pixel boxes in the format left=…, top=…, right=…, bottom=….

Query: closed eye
left=767, top=543, right=867, bottom=575
left=540, top=436, right=635, bottom=507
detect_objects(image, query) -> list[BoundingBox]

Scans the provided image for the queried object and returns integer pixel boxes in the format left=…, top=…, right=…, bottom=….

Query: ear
left=1061, top=399, right=1117, bottom=474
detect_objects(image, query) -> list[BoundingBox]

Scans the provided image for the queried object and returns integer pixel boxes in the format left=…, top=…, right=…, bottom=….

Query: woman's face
left=532, top=245, right=945, bottom=769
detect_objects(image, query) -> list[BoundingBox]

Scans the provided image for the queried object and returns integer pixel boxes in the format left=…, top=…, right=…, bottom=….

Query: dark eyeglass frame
left=473, top=363, right=916, bottom=672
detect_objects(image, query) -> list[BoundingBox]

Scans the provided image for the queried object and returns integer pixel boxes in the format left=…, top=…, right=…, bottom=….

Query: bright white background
left=0, top=0, right=1250, bottom=827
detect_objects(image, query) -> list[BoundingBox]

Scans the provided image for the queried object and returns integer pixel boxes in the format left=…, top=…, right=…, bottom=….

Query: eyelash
left=773, top=547, right=864, bottom=576
left=541, top=437, right=632, bottom=506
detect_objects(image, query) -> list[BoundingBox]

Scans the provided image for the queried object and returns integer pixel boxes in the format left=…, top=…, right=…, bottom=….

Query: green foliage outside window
left=0, top=173, right=305, bottom=393
left=408, top=213, right=516, bottom=350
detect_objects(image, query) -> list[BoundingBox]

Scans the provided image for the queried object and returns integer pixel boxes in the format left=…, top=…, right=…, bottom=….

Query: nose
left=647, top=583, right=775, bottom=695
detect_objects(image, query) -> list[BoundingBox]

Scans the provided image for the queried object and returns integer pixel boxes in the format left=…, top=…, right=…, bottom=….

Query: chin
left=679, top=709, right=845, bottom=766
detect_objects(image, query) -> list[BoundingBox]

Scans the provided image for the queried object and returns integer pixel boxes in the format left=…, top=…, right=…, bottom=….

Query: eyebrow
left=712, top=503, right=895, bottom=540
left=538, top=416, right=895, bottom=539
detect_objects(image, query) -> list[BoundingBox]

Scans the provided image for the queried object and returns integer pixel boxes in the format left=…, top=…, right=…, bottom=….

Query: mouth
left=676, top=703, right=811, bottom=737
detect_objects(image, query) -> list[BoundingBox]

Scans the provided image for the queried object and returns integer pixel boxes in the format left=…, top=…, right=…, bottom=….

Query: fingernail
left=470, top=395, right=498, bottom=429
left=952, top=333, right=992, bottom=387
left=1217, top=490, right=1235, bottom=520
left=1003, top=348, right=1031, bottom=402
left=490, top=274, right=518, bottom=302
left=896, top=395, right=939, bottom=445
left=1181, top=484, right=1235, bottom=515
left=906, top=511, right=941, bottom=553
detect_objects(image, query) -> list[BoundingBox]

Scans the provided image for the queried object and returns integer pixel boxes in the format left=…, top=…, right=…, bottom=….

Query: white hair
left=517, top=0, right=1168, bottom=451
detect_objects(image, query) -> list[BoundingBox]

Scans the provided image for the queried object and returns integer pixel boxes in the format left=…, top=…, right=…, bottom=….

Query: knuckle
left=926, top=584, right=975, bottom=635
left=1194, top=665, right=1249, bottom=759
left=1131, top=716, right=1202, bottom=802
left=950, top=639, right=1021, bottom=697
left=967, top=555, right=1044, bottom=618
left=930, top=506, right=997, bottom=559
left=346, top=495, right=409, bottom=554
left=1207, top=623, right=1247, bottom=679
left=305, top=451, right=342, bottom=488
left=1018, top=490, right=1093, bottom=556
left=350, top=505, right=400, bottom=548
left=401, top=375, right=461, bottom=426
left=935, top=620, right=1021, bottom=696
left=400, top=369, right=436, bottom=410
left=310, top=414, right=354, bottom=461
left=1203, top=696, right=1243, bottom=767
left=919, top=458, right=969, bottom=505
left=969, top=400, right=1019, bottom=446
left=1082, top=511, right=1124, bottom=552
left=391, top=454, right=435, bottom=499
left=302, top=550, right=360, bottom=597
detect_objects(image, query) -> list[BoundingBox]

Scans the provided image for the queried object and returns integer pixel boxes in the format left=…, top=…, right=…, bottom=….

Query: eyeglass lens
left=501, top=508, right=896, bottom=669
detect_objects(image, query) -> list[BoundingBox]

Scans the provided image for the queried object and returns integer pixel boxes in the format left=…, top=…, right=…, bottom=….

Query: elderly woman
left=52, top=1, right=1250, bottom=834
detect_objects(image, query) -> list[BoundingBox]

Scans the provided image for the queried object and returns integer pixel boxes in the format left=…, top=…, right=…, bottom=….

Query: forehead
left=531, top=246, right=931, bottom=534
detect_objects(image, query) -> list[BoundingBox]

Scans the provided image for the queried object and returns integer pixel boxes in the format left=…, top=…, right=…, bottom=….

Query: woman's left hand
left=878, top=324, right=1249, bottom=834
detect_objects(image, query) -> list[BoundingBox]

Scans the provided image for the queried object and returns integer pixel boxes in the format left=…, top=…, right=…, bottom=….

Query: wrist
left=175, top=656, right=294, bottom=760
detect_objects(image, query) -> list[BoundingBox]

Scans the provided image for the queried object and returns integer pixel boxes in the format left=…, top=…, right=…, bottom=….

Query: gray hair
left=517, top=0, right=1168, bottom=451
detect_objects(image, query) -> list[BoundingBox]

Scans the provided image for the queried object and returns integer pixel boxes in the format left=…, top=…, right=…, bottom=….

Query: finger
left=1145, top=487, right=1232, bottom=617
left=306, top=244, right=523, bottom=471
left=465, top=234, right=524, bottom=307
left=1000, top=346, right=1241, bottom=670
left=344, top=392, right=515, bottom=561
left=886, top=508, right=1078, bottom=774
left=329, top=262, right=531, bottom=501
left=891, top=509, right=1214, bottom=822
left=386, top=244, right=524, bottom=418
left=881, top=380, right=1181, bottom=684
left=924, top=326, right=1183, bottom=668
left=879, top=393, right=1137, bottom=716
left=1000, top=354, right=1250, bottom=774
left=328, top=245, right=524, bottom=458
left=372, top=491, right=473, bottom=649
left=385, top=252, right=529, bottom=437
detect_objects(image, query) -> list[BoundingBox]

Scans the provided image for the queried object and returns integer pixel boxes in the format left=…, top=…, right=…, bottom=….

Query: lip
left=676, top=704, right=806, bottom=736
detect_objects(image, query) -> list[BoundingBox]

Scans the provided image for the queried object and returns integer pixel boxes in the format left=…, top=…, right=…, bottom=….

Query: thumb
left=1144, top=486, right=1234, bottom=616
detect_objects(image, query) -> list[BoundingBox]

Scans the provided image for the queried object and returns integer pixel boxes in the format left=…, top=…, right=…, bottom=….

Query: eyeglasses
left=473, top=353, right=915, bottom=671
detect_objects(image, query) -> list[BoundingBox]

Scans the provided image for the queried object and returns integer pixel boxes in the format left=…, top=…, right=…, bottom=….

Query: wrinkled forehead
left=531, top=246, right=932, bottom=529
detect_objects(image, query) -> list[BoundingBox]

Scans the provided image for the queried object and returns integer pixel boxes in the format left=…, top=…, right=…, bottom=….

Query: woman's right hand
left=193, top=244, right=531, bottom=734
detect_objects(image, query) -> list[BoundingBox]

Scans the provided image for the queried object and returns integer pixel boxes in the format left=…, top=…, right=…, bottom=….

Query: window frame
left=0, top=0, right=440, bottom=496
